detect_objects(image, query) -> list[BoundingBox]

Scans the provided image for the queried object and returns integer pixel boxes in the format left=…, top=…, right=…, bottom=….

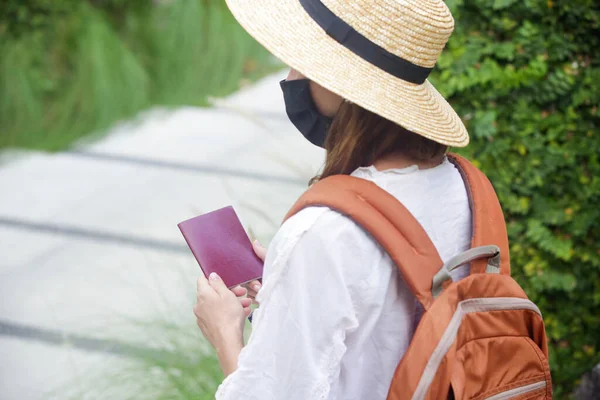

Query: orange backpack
left=284, top=154, right=552, bottom=400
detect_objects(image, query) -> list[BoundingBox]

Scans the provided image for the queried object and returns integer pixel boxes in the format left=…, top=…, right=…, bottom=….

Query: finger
left=240, top=297, right=252, bottom=308
left=208, top=272, right=230, bottom=296
left=245, top=289, right=257, bottom=300
left=193, top=304, right=201, bottom=319
left=197, top=274, right=211, bottom=294
left=243, top=280, right=262, bottom=297
left=231, top=286, right=247, bottom=297
left=252, top=240, right=267, bottom=261
left=246, top=280, right=261, bottom=290
left=250, top=280, right=262, bottom=293
left=244, top=307, right=253, bottom=317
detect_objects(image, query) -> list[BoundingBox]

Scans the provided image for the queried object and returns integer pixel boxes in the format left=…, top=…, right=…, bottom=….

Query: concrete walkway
left=0, top=71, right=324, bottom=399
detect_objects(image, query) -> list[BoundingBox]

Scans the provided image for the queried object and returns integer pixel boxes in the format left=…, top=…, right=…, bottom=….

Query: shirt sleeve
left=215, top=208, right=363, bottom=400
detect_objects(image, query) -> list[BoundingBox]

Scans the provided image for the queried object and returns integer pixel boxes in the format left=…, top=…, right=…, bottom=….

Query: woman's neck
left=373, top=152, right=446, bottom=171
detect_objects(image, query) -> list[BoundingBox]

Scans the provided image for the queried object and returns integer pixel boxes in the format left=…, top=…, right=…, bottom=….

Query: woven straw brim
left=226, top=0, right=469, bottom=147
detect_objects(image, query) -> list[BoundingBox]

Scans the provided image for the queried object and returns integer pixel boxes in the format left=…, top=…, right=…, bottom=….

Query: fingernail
left=209, top=272, right=220, bottom=281
left=252, top=283, right=261, bottom=292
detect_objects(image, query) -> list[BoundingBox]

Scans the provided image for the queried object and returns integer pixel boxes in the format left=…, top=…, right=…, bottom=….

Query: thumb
left=252, top=240, right=267, bottom=262
left=208, top=272, right=229, bottom=295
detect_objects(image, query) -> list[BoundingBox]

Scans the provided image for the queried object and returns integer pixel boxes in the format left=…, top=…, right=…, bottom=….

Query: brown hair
left=311, top=101, right=447, bottom=184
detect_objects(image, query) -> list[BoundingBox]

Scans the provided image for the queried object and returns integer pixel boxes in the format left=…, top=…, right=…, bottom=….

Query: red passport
left=178, top=206, right=263, bottom=288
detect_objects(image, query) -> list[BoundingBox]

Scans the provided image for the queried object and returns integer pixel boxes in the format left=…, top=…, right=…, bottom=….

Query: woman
left=194, top=0, right=472, bottom=398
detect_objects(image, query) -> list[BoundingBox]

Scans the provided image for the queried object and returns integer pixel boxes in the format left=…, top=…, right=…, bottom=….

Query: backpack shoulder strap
left=283, top=173, right=442, bottom=310
left=447, top=153, right=510, bottom=275
left=284, top=154, right=511, bottom=309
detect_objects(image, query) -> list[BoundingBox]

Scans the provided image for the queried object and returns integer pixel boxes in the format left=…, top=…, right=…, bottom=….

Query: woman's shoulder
left=265, top=205, right=378, bottom=276
left=277, top=205, right=371, bottom=248
left=260, top=205, right=384, bottom=303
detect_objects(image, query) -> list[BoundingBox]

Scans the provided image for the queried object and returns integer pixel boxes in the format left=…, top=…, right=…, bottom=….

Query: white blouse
left=216, top=157, right=472, bottom=400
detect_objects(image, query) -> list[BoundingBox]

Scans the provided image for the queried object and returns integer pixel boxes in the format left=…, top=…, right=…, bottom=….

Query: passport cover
left=178, top=206, right=263, bottom=289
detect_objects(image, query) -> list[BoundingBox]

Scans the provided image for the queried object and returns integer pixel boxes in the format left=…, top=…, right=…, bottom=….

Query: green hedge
left=431, top=0, right=600, bottom=396
left=0, top=0, right=277, bottom=150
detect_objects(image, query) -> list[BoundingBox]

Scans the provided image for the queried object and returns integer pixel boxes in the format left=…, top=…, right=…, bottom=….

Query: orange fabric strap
left=284, top=173, right=442, bottom=309
left=283, top=154, right=510, bottom=309
left=448, top=154, right=510, bottom=275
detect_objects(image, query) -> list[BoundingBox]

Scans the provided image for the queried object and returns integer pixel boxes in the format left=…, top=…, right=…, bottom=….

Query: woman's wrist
left=214, top=330, right=244, bottom=376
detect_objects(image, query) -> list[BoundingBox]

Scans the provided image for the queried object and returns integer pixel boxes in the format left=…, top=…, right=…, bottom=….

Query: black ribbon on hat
left=299, top=0, right=432, bottom=85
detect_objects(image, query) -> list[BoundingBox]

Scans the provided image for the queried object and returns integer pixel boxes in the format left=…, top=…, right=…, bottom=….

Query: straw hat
left=225, top=0, right=469, bottom=147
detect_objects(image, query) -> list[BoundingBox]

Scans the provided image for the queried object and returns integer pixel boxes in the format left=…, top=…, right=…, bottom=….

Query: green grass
left=0, top=0, right=281, bottom=151
left=53, top=305, right=261, bottom=399
left=55, top=319, right=225, bottom=399
left=52, top=241, right=267, bottom=399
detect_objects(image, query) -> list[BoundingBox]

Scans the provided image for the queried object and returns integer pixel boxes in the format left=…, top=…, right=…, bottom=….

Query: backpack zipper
left=484, top=380, right=547, bottom=400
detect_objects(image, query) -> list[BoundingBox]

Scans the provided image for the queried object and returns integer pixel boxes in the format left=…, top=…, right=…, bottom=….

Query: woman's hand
left=232, top=240, right=266, bottom=306
left=194, top=272, right=252, bottom=374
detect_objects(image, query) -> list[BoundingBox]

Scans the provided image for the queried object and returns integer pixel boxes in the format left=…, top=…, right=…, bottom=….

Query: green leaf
left=493, top=0, right=519, bottom=10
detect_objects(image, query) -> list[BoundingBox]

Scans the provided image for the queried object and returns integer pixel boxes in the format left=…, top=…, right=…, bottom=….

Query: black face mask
left=280, top=79, right=333, bottom=148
